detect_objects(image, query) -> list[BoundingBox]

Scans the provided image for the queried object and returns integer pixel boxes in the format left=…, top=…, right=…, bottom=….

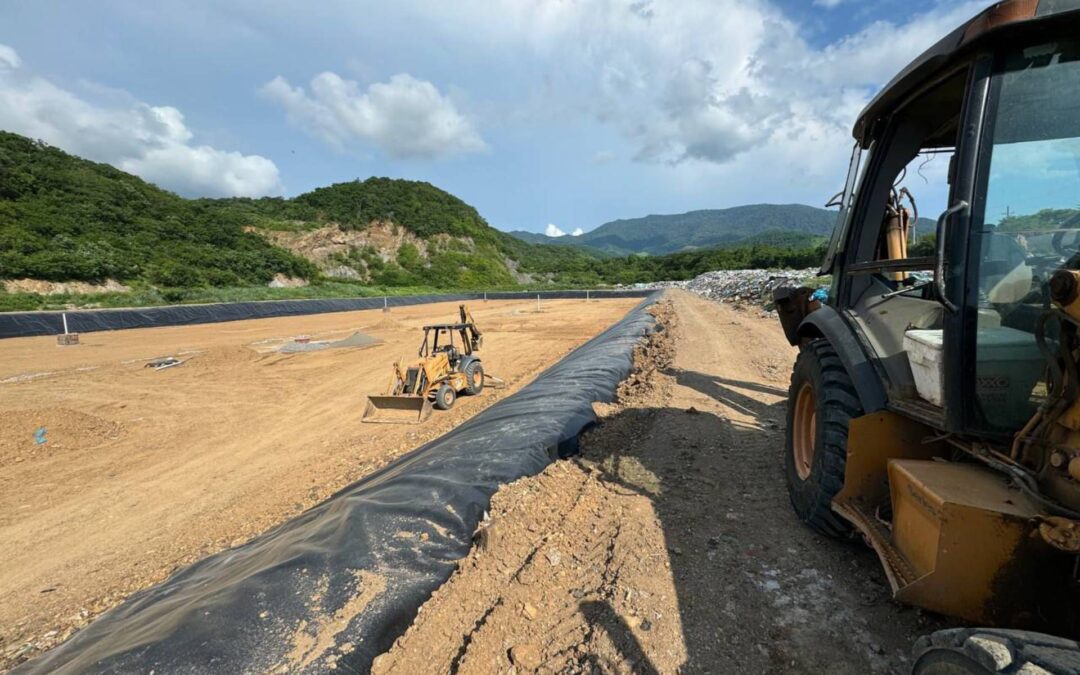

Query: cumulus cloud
left=806, top=2, right=986, bottom=86
left=544, top=224, right=583, bottom=237
left=0, top=44, right=281, bottom=197
left=404, top=0, right=977, bottom=172
left=0, top=44, right=20, bottom=70
left=262, top=71, right=486, bottom=159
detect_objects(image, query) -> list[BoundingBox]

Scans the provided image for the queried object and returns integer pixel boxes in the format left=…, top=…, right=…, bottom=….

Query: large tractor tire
left=434, top=384, right=457, bottom=411
left=912, top=628, right=1080, bottom=674
left=785, top=339, right=862, bottom=538
left=463, top=360, right=484, bottom=396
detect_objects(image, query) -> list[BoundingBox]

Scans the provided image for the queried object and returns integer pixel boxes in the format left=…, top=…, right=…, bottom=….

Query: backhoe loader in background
left=773, top=3, right=1080, bottom=672
left=363, top=305, right=500, bottom=424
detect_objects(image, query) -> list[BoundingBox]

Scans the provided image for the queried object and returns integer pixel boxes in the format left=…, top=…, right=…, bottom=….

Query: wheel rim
left=793, top=382, right=817, bottom=480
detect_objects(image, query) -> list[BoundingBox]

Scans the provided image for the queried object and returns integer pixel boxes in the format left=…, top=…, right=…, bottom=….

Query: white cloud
left=812, top=0, right=845, bottom=8
left=263, top=71, right=486, bottom=159
left=544, top=224, right=585, bottom=237
left=0, top=44, right=281, bottom=197
left=401, top=0, right=978, bottom=173
left=806, top=2, right=986, bottom=86
left=0, top=44, right=20, bottom=70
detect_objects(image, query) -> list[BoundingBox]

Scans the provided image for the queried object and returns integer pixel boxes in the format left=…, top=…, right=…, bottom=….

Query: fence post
left=536, top=294, right=540, bottom=313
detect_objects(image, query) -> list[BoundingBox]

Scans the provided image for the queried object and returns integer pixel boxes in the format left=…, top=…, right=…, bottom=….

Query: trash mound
left=648, top=268, right=820, bottom=307
left=278, top=331, right=384, bottom=353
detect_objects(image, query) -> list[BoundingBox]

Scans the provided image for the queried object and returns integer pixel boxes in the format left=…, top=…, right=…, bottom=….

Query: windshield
left=971, top=39, right=1080, bottom=431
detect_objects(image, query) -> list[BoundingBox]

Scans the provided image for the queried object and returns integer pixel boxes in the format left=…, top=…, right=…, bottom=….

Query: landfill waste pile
left=642, top=268, right=823, bottom=309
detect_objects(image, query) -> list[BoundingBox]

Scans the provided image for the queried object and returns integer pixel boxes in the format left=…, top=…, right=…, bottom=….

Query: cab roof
left=853, top=0, right=1080, bottom=147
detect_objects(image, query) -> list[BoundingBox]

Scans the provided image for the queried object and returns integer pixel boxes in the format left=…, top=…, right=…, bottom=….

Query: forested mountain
left=0, top=130, right=830, bottom=310
left=510, top=204, right=838, bottom=255
left=0, top=131, right=316, bottom=288
left=0, top=131, right=582, bottom=291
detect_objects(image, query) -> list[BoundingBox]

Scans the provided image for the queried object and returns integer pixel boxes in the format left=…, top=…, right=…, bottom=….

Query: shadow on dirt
left=578, top=366, right=947, bottom=674
left=578, top=600, right=661, bottom=675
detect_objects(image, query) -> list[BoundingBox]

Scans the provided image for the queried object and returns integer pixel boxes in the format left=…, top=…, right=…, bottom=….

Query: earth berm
left=373, top=289, right=949, bottom=674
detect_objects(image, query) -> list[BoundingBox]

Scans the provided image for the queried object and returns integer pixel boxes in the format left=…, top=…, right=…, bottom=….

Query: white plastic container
left=904, top=326, right=1043, bottom=419
left=903, top=329, right=945, bottom=406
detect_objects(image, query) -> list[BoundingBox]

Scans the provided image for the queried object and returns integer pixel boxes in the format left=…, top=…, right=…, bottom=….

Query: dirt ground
left=374, top=290, right=949, bottom=674
left=0, top=297, right=639, bottom=670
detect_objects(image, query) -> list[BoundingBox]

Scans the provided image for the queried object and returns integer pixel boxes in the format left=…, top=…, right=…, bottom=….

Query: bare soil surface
left=374, top=290, right=948, bottom=674
left=0, top=297, right=639, bottom=670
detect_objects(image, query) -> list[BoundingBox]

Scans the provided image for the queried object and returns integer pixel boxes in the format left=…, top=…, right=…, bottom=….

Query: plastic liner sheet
left=0, top=289, right=651, bottom=339
left=14, top=294, right=660, bottom=675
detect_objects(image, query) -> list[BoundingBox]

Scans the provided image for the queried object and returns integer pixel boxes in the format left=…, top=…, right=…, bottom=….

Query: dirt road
left=0, top=297, right=639, bottom=669
left=375, top=290, right=946, bottom=674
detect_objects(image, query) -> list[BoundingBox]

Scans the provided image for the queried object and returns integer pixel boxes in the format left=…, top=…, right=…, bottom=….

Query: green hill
left=0, top=131, right=317, bottom=288
left=509, top=204, right=838, bottom=255
left=199, top=179, right=526, bottom=289
left=0, top=131, right=591, bottom=297
left=0, top=129, right=830, bottom=310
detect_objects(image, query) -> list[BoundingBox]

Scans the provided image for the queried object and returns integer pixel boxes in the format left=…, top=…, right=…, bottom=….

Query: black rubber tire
left=434, top=384, right=456, bottom=411
left=785, top=339, right=862, bottom=538
left=463, top=361, right=484, bottom=396
left=912, top=628, right=1080, bottom=674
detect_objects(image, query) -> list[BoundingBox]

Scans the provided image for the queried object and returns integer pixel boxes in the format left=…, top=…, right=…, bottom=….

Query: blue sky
left=0, top=0, right=986, bottom=235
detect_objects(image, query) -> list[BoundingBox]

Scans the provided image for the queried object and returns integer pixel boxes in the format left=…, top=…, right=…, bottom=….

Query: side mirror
left=933, top=201, right=969, bottom=313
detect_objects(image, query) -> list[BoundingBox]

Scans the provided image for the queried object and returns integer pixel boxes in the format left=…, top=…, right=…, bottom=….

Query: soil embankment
left=374, top=290, right=945, bottom=674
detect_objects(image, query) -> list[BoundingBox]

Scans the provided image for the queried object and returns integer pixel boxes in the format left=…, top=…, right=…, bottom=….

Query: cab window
left=970, top=39, right=1080, bottom=431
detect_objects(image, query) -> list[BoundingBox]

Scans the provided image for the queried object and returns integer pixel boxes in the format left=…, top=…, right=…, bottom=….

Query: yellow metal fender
left=833, top=411, right=1064, bottom=626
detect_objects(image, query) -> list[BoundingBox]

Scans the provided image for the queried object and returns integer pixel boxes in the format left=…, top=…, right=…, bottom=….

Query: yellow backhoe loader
left=363, top=305, right=499, bottom=424
left=774, top=3, right=1080, bottom=672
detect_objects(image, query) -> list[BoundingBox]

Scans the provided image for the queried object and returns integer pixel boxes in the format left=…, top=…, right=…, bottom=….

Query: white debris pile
left=646, top=268, right=821, bottom=306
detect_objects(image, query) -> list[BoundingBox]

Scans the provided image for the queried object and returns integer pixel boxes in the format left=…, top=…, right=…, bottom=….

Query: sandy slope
left=0, top=297, right=638, bottom=669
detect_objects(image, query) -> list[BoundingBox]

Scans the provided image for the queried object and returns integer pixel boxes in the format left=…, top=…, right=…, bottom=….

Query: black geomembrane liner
left=14, top=293, right=659, bottom=674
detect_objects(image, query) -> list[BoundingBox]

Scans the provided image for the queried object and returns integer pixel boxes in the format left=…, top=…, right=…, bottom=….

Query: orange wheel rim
left=793, top=382, right=817, bottom=480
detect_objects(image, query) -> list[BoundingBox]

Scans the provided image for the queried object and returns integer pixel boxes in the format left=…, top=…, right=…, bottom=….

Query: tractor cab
left=420, top=322, right=477, bottom=370
left=773, top=3, right=1080, bottom=669
left=803, top=2, right=1080, bottom=439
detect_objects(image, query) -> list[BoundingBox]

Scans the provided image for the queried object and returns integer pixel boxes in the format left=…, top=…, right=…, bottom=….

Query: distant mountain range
left=509, top=204, right=838, bottom=256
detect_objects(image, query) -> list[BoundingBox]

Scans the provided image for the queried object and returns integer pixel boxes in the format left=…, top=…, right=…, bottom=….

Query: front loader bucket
left=362, top=395, right=433, bottom=424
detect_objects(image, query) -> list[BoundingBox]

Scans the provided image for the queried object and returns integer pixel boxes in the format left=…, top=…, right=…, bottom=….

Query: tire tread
left=785, top=339, right=862, bottom=537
